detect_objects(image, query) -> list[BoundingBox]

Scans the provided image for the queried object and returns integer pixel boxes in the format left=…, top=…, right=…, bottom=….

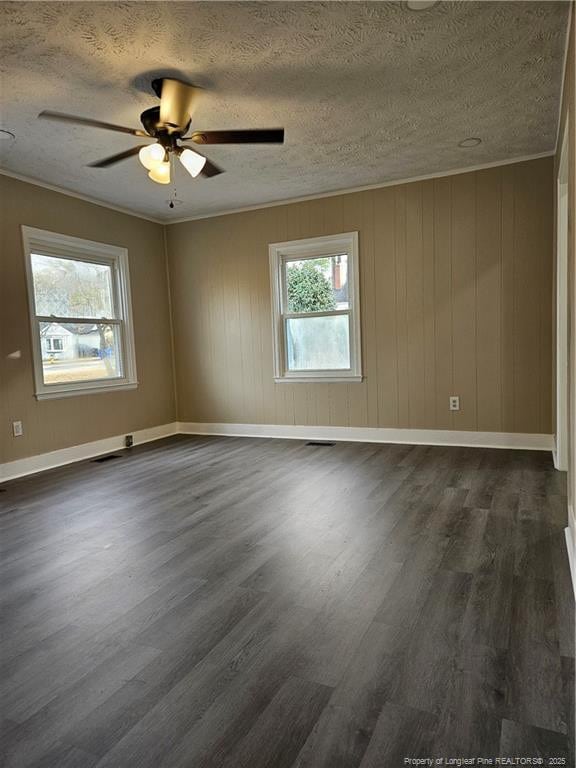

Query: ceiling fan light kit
left=179, top=148, right=207, bottom=178
left=138, top=143, right=166, bottom=170
left=148, top=161, right=171, bottom=185
left=38, top=77, right=285, bottom=201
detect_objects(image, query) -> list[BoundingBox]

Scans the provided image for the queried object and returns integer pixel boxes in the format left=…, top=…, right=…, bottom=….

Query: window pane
left=31, top=254, right=114, bottom=318
left=286, top=314, right=350, bottom=370
left=39, top=322, right=122, bottom=385
left=285, top=254, right=349, bottom=313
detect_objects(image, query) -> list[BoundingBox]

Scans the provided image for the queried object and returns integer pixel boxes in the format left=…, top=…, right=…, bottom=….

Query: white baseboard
left=0, top=421, right=554, bottom=484
left=567, top=513, right=576, bottom=601
left=178, top=422, right=555, bottom=451
left=0, top=422, right=179, bottom=483
left=552, top=448, right=569, bottom=472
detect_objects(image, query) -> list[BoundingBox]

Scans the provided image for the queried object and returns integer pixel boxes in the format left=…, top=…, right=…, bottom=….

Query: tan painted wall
left=167, top=157, right=554, bottom=434
left=556, top=6, right=575, bottom=535
left=0, top=175, right=176, bottom=463
left=0, top=155, right=556, bottom=466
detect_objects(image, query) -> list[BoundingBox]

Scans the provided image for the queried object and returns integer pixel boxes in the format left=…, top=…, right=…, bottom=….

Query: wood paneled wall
left=168, top=157, right=554, bottom=434
left=0, top=176, right=176, bottom=464
left=556, top=5, right=575, bottom=535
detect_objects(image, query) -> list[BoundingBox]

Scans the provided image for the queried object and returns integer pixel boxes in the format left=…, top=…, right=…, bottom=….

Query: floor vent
left=305, top=441, right=336, bottom=447
left=92, top=454, right=122, bottom=464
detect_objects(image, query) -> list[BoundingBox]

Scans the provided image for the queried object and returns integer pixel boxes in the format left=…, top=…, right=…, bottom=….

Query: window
left=45, top=337, right=64, bottom=352
left=22, top=227, right=137, bottom=399
left=269, top=232, right=361, bottom=382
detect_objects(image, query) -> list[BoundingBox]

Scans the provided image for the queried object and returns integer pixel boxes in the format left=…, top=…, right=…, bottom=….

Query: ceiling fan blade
left=39, top=111, right=148, bottom=137
left=156, top=78, right=198, bottom=132
left=188, top=128, right=284, bottom=145
left=201, top=158, right=224, bottom=178
left=87, top=146, right=144, bottom=168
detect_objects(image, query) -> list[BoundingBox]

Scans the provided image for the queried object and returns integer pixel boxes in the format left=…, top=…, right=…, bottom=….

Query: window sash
left=283, top=312, right=352, bottom=373
left=28, top=244, right=118, bottom=267
left=282, top=310, right=353, bottom=372
left=22, top=226, right=137, bottom=399
left=281, top=308, right=349, bottom=321
left=36, top=315, right=122, bottom=325
left=280, top=255, right=350, bottom=315
left=30, top=251, right=122, bottom=322
left=269, top=232, right=361, bottom=383
left=37, top=318, right=127, bottom=377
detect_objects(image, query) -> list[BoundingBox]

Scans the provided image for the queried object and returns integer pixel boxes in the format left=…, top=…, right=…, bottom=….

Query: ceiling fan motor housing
left=140, top=106, right=190, bottom=139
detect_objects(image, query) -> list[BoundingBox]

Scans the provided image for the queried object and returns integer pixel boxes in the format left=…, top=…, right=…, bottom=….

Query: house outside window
left=44, top=335, right=64, bottom=353
left=22, top=226, right=137, bottom=399
left=269, top=231, right=362, bottom=383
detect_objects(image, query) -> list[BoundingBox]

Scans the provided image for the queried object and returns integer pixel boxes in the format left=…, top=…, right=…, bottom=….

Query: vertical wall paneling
left=433, top=176, right=454, bottom=430
left=451, top=171, right=478, bottom=431
left=167, top=158, right=554, bottom=435
left=476, top=168, right=503, bottom=432
left=0, top=175, right=176, bottom=464
left=374, top=187, right=399, bottom=427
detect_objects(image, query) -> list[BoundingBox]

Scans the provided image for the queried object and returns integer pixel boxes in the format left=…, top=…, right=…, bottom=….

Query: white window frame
left=22, top=226, right=138, bottom=400
left=269, top=231, right=362, bottom=383
left=555, top=117, right=569, bottom=471
left=45, top=337, right=64, bottom=352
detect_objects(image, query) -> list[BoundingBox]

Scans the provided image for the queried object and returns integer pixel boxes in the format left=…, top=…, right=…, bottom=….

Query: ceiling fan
left=38, top=77, right=285, bottom=185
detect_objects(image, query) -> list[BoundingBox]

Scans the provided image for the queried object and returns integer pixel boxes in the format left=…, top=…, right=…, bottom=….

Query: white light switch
left=449, top=396, right=460, bottom=412
left=12, top=420, right=23, bottom=437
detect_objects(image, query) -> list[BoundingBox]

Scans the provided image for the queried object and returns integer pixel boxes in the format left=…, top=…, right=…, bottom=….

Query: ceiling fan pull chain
left=168, top=154, right=180, bottom=209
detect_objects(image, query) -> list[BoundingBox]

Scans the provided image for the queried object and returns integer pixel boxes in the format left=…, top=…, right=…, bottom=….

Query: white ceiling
left=0, top=1, right=570, bottom=221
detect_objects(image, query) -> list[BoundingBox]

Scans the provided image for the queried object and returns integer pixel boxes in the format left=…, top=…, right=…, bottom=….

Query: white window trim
left=22, top=226, right=138, bottom=400
left=555, top=117, right=569, bottom=471
left=45, top=337, right=64, bottom=351
left=269, top=231, right=362, bottom=383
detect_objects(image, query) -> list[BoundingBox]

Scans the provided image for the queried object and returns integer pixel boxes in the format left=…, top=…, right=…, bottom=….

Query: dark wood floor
left=0, top=435, right=573, bottom=768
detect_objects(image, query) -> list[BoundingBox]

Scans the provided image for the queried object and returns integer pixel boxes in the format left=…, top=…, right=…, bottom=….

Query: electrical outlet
left=449, top=396, right=460, bottom=412
left=12, top=420, right=23, bottom=437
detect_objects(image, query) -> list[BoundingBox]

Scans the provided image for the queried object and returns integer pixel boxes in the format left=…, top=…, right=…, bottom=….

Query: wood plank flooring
left=0, top=435, right=573, bottom=767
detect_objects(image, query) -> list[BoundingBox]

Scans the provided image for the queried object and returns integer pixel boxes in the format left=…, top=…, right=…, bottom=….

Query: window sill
left=35, top=381, right=138, bottom=400
left=274, top=376, right=363, bottom=384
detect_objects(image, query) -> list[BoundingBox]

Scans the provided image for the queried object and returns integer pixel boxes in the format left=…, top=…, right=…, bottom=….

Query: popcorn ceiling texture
left=0, top=1, right=569, bottom=220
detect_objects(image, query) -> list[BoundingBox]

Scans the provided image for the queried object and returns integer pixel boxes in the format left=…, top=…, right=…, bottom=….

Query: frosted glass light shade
left=139, top=143, right=166, bottom=170
left=148, top=162, right=170, bottom=184
left=179, top=148, right=206, bottom=178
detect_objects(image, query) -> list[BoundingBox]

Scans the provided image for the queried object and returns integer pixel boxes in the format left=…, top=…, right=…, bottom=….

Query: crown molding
left=165, top=151, right=555, bottom=225
left=0, top=168, right=164, bottom=225
left=1, top=151, right=555, bottom=227
left=554, top=1, right=573, bottom=155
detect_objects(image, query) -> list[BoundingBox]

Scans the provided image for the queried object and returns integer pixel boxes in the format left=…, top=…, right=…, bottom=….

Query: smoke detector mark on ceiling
left=406, top=1, right=439, bottom=11
left=458, top=137, right=482, bottom=148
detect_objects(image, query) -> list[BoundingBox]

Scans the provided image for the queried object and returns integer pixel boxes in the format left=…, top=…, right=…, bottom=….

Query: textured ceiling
left=0, top=1, right=570, bottom=221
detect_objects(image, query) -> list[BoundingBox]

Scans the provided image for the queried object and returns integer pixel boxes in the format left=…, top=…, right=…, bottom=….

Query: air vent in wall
left=305, top=441, right=336, bottom=447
